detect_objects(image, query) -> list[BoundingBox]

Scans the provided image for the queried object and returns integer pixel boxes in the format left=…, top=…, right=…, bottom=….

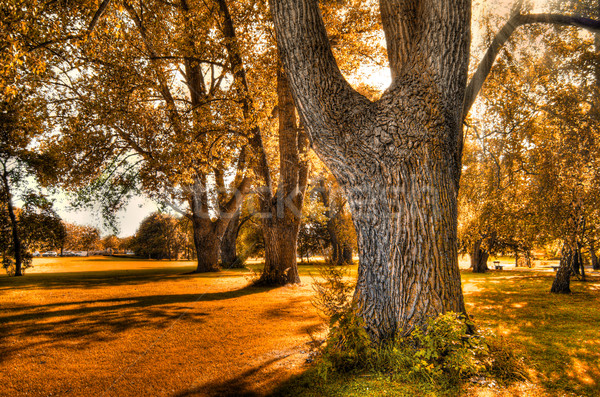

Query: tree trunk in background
left=1, top=170, right=23, bottom=276
left=215, top=0, right=309, bottom=285
left=258, top=67, right=309, bottom=285
left=341, top=244, right=353, bottom=265
left=551, top=243, right=574, bottom=293
left=471, top=238, right=489, bottom=273
left=317, top=178, right=353, bottom=266
left=261, top=219, right=301, bottom=284
left=591, top=241, right=599, bottom=270
left=220, top=210, right=241, bottom=268
left=271, top=0, right=470, bottom=340
left=192, top=217, right=221, bottom=273
left=189, top=176, right=251, bottom=273
left=574, top=243, right=585, bottom=280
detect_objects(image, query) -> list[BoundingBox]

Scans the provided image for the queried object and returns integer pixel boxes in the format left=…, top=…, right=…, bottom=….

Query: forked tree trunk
left=551, top=243, right=574, bottom=293
left=270, top=0, right=600, bottom=340
left=471, top=238, right=490, bottom=273
left=271, top=0, right=470, bottom=340
left=188, top=176, right=251, bottom=273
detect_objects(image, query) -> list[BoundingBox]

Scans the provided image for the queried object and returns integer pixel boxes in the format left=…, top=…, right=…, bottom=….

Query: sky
left=52, top=192, right=159, bottom=238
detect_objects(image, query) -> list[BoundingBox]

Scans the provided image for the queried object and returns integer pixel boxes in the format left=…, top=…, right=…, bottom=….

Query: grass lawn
left=1, top=257, right=599, bottom=396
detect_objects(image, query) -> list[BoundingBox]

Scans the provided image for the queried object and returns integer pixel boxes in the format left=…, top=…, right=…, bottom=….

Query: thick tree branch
left=463, top=13, right=600, bottom=119
left=269, top=0, right=367, bottom=149
left=216, top=0, right=273, bottom=196
left=87, top=0, right=111, bottom=33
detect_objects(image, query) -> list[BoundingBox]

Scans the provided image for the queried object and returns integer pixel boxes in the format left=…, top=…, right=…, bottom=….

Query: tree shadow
left=0, top=267, right=250, bottom=291
left=173, top=356, right=290, bottom=397
left=0, top=284, right=272, bottom=364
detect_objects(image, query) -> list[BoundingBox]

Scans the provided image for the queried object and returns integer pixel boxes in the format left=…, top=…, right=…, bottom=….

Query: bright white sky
left=51, top=0, right=553, bottom=237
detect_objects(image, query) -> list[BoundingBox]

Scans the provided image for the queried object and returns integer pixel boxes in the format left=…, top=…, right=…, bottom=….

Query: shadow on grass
left=0, top=266, right=251, bottom=291
left=0, top=284, right=272, bottom=364
left=173, top=356, right=290, bottom=397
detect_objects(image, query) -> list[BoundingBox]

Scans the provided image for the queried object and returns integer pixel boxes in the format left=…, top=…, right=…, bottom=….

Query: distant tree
left=0, top=93, right=56, bottom=276
left=131, top=213, right=186, bottom=260
left=101, top=234, right=120, bottom=254
left=316, top=176, right=356, bottom=266
left=63, top=223, right=102, bottom=252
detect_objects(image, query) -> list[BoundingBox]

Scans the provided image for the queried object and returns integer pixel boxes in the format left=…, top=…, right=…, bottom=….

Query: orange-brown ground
left=0, top=257, right=325, bottom=396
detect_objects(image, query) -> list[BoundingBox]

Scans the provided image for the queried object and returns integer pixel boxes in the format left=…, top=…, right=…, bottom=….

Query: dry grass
left=0, top=257, right=324, bottom=396
left=2, top=258, right=599, bottom=396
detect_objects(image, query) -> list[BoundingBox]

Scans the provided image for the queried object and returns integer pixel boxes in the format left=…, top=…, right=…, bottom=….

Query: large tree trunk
left=257, top=66, right=309, bottom=285
left=347, top=158, right=466, bottom=340
left=260, top=218, right=301, bottom=284
left=271, top=0, right=470, bottom=340
left=1, top=170, right=23, bottom=276
left=471, top=238, right=489, bottom=273
left=191, top=218, right=221, bottom=273
left=220, top=210, right=241, bottom=268
left=551, top=243, right=574, bottom=293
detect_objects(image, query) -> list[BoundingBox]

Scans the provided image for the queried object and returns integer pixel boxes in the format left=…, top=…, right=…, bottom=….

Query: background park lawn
left=1, top=257, right=599, bottom=396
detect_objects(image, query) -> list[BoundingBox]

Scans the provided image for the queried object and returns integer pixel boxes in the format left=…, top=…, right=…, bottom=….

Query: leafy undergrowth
left=273, top=268, right=600, bottom=397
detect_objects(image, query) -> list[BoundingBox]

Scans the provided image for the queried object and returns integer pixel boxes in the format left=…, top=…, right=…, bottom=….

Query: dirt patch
left=0, top=258, right=324, bottom=396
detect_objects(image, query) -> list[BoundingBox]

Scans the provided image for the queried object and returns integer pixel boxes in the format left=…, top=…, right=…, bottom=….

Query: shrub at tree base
left=311, top=264, right=528, bottom=387
left=317, top=310, right=528, bottom=386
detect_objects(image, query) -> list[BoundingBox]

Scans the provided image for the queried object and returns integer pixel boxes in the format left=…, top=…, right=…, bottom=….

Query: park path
left=0, top=259, right=324, bottom=396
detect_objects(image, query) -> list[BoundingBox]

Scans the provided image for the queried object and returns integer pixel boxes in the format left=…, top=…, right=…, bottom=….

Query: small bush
left=2, top=251, right=33, bottom=276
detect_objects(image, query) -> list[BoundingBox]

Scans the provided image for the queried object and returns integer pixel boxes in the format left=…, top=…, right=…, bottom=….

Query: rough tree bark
left=270, top=0, right=600, bottom=340
left=551, top=243, right=574, bottom=293
left=271, top=0, right=470, bottom=340
left=471, top=238, right=490, bottom=273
